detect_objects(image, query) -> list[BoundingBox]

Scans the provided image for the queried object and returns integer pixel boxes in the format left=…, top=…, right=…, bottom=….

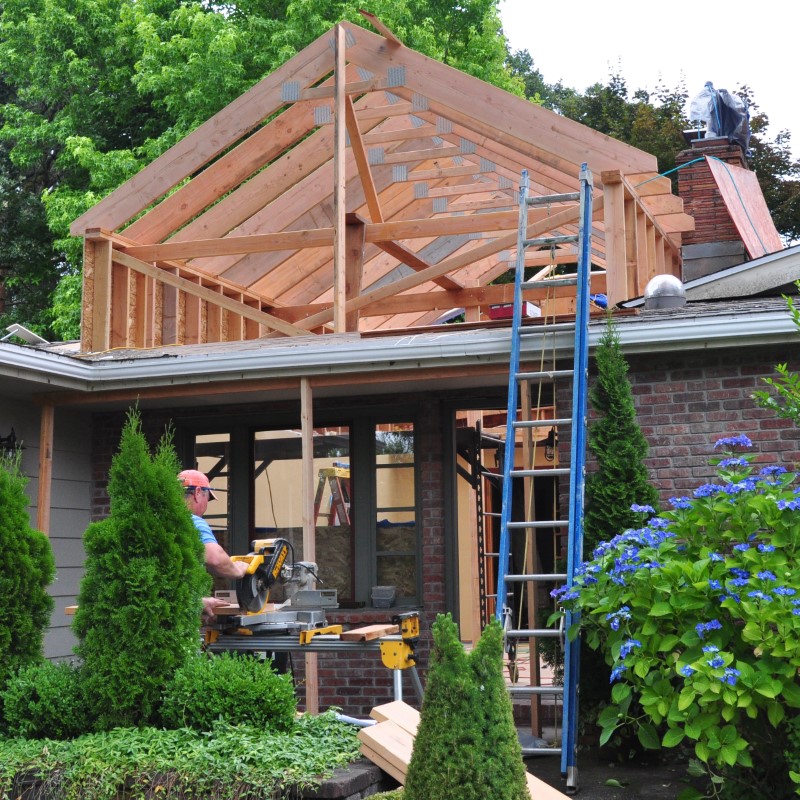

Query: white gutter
left=0, top=306, right=795, bottom=395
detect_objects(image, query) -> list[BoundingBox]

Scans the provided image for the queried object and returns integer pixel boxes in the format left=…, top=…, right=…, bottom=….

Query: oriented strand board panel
left=707, top=157, right=783, bottom=257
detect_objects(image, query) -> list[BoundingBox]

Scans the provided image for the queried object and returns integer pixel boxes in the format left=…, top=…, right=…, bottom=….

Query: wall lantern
left=0, top=428, right=23, bottom=456
left=542, top=428, right=557, bottom=462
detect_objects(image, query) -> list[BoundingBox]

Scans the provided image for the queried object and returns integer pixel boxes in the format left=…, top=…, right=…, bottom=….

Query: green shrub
left=404, top=614, right=528, bottom=800
left=161, top=652, right=297, bottom=731
left=2, top=660, right=88, bottom=739
left=73, top=410, right=211, bottom=730
left=554, top=435, right=800, bottom=798
left=0, top=453, right=55, bottom=704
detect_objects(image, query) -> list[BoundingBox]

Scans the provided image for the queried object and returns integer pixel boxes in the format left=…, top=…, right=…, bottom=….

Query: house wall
left=0, top=398, right=92, bottom=660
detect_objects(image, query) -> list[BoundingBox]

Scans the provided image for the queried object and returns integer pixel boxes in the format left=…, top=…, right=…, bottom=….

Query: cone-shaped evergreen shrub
left=584, top=314, right=660, bottom=552
left=0, top=453, right=55, bottom=701
left=404, top=614, right=528, bottom=800
left=582, top=314, right=660, bottom=722
left=73, top=411, right=211, bottom=730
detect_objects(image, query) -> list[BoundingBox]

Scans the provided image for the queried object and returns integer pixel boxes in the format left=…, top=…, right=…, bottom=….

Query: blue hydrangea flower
left=709, top=552, right=724, bottom=562
left=777, top=499, right=800, bottom=512
left=606, top=607, right=632, bottom=632
left=775, top=586, right=796, bottom=597
left=609, top=664, right=627, bottom=683
left=669, top=496, right=692, bottom=510
left=733, top=543, right=751, bottom=552
left=757, top=571, right=777, bottom=581
left=729, top=578, right=750, bottom=588
left=630, top=504, right=655, bottom=514
left=720, top=593, right=741, bottom=603
left=696, top=619, right=723, bottom=639
left=619, top=639, right=642, bottom=659
left=708, top=579, right=722, bottom=590
left=758, top=543, right=776, bottom=553
left=718, top=457, right=749, bottom=468
left=747, top=591, right=773, bottom=602
left=694, top=484, right=721, bottom=498
left=702, top=644, right=719, bottom=653
left=715, top=435, right=753, bottom=449
left=721, top=667, right=741, bottom=686
left=759, top=465, right=787, bottom=478
left=707, top=655, right=725, bottom=669
left=680, top=665, right=696, bottom=678
left=730, top=568, right=749, bottom=578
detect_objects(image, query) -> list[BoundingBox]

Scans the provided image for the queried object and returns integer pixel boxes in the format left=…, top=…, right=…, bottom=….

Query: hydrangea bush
left=554, top=435, right=800, bottom=798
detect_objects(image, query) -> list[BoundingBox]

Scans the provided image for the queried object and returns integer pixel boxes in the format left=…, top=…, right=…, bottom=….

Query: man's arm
left=204, top=542, right=249, bottom=579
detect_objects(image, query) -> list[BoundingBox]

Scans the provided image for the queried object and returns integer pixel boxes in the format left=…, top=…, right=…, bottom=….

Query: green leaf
left=662, top=728, right=686, bottom=748
left=611, top=682, right=631, bottom=704
left=648, top=602, right=672, bottom=617
left=695, top=740, right=711, bottom=763
left=599, top=724, right=618, bottom=747
left=720, top=745, right=738, bottom=767
left=782, top=680, right=800, bottom=708
left=637, top=723, right=661, bottom=750
left=767, top=700, right=786, bottom=727
left=657, top=634, right=680, bottom=652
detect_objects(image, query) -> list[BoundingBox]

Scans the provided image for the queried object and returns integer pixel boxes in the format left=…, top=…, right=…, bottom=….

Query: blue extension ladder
left=495, top=164, right=593, bottom=792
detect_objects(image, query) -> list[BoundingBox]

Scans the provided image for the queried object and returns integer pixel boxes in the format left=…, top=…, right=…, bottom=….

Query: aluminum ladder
left=495, top=164, right=593, bottom=792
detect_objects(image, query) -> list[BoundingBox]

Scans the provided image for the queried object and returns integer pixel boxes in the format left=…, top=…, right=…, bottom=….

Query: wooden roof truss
left=72, top=16, right=693, bottom=352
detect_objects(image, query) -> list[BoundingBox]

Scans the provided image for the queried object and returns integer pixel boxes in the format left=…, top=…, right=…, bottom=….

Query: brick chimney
left=676, top=137, right=748, bottom=281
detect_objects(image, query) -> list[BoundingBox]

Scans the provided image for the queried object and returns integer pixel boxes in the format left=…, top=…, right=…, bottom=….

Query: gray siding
left=0, top=399, right=91, bottom=660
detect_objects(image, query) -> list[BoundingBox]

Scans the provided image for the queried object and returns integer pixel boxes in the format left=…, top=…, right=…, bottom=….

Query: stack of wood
left=358, top=701, right=570, bottom=800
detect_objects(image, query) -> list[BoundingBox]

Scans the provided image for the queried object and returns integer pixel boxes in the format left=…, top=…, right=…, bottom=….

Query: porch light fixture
left=542, top=428, right=557, bottom=462
left=0, top=428, right=22, bottom=456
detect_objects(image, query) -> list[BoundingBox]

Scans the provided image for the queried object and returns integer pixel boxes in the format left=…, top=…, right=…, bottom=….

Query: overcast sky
left=498, top=0, right=798, bottom=160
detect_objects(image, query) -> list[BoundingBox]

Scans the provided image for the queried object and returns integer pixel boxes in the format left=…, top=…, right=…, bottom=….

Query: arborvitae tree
left=581, top=313, right=660, bottom=725
left=73, top=410, right=211, bottom=730
left=0, top=453, right=55, bottom=695
left=584, top=314, right=660, bottom=553
left=404, top=614, right=528, bottom=800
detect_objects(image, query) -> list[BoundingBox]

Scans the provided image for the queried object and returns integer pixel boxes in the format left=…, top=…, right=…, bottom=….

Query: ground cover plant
left=0, top=712, right=361, bottom=800
left=553, top=435, right=800, bottom=798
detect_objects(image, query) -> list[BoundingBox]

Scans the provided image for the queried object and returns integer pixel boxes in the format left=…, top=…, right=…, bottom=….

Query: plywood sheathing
left=72, top=16, right=690, bottom=353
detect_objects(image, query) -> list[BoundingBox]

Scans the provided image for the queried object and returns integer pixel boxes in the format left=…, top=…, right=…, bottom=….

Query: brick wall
left=676, top=140, right=748, bottom=247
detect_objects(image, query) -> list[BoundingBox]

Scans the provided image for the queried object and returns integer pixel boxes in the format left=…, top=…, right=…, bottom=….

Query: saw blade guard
left=232, top=538, right=293, bottom=613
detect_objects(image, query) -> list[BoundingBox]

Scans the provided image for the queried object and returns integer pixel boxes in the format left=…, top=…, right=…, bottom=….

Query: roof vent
left=644, top=274, right=686, bottom=310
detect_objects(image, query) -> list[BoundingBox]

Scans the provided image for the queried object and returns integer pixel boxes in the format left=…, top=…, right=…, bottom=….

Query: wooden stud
left=345, top=214, right=366, bottom=331
left=333, top=24, right=347, bottom=334
left=601, top=171, right=627, bottom=307
left=36, top=403, right=54, bottom=535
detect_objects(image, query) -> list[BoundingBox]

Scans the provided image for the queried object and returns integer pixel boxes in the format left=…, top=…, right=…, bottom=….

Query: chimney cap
left=644, top=274, right=686, bottom=310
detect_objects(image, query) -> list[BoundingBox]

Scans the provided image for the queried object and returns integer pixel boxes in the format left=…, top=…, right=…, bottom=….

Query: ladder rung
left=516, top=369, right=573, bottom=381
left=481, top=511, right=502, bottom=518
left=521, top=746, right=562, bottom=756
left=526, top=191, right=579, bottom=206
left=507, top=520, right=568, bottom=530
left=513, top=418, right=571, bottom=429
left=508, top=685, right=564, bottom=697
left=523, top=234, right=579, bottom=248
left=504, top=573, right=567, bottom=582
left=506, top=628, right=561, bottom=638
left=523, top=276, right=578, bottom=288
left=510, top=468, right=570, bottom=477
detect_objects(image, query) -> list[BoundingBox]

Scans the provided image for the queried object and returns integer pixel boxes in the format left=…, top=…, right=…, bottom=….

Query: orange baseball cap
left=177, top=469, right=218, bottom=500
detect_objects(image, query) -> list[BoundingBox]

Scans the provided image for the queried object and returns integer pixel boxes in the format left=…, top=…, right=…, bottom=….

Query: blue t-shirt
left=192, top=514, right=218, bottom=546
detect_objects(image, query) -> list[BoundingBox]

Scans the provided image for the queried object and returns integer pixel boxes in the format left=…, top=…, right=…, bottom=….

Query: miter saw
left=207, top=538, right=339, bottom=640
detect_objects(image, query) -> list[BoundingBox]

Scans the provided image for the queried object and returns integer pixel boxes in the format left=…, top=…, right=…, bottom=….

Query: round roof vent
left=644, top=274, right=686, bottom=310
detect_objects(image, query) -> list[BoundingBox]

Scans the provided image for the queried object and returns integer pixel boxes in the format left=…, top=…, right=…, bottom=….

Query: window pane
left=253, top=427, right=353, bottom=602
left=375, top=424, right=416, bottom=601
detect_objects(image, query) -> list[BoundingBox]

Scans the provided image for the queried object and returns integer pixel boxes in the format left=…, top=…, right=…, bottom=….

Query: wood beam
left=36, top=403, right=54, bottom=535
left=333, top=23, right=347, bottom=334
left=112, top=250, right=306, bottom=337
left=295, top=195, right=605, bottom=329
left=81, top=237, right=113, bottom=352
left=300, top=376, right=319, bottom=714
left=344, top=215, right=366, bottom=331
left=345, top=96, right=383, bottom=223
left=71, top=34, right=334, bottom=235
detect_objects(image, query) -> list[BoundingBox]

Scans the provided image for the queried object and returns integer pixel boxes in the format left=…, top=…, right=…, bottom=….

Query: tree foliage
left=404, top=614, right=528, bottom=800
left=0, top=453, right=55, bottom=699
left=584, top=314, right=660, bottom=553
left=73, top=410, right=210, bottom=730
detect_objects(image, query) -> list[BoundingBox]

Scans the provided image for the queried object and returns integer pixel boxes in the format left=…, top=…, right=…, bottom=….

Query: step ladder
left=313, top=466, right=351, bottom=526
left=495, top=165, right=593, bottom=791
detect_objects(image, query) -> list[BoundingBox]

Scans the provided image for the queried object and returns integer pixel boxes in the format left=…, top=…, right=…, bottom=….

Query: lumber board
left=360, top=702, right=570, bottom=799
left=370, top=701, right=420, bottom=735
left=358, top=720, right=414, bottom=776
left=341, top=624, right=399, bottom=641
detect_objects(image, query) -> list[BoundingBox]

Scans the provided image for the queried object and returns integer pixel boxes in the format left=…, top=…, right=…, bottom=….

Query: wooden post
left=300, top=377, right=319, bottom=713
left=601, top=171, right=628, bottom=306
left=36, top=403, right=54, bottom=535
left=82, top=235, right=113, bottom=352
left=332, top=23, right=347, bottom=333
left=345, top=213, right=366, bottom=332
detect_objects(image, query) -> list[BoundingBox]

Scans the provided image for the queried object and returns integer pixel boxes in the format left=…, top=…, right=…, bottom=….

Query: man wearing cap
left=179, top=469, right=249, bottom=580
